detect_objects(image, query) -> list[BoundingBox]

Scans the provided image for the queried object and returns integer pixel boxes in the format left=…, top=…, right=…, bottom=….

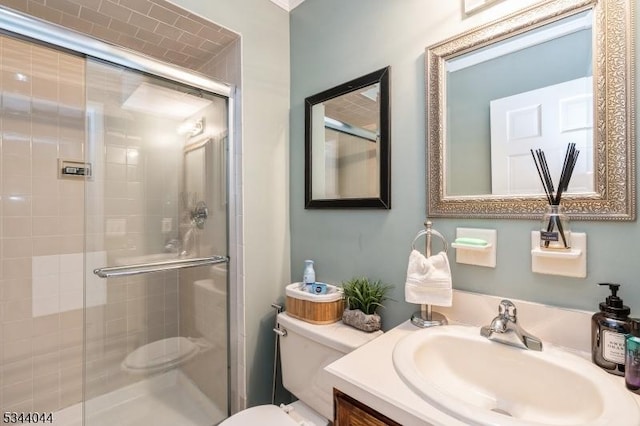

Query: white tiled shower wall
left=31, top=252, right=106, bottom=317
left=0, top=35, right=87, bottom=412
left=201, top=36, right=246, bottom=411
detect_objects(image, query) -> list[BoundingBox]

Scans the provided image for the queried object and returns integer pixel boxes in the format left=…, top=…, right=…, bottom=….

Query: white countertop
left=325, top=319, right=640, bottom=426
left=325, top=321, right=464, bottom=425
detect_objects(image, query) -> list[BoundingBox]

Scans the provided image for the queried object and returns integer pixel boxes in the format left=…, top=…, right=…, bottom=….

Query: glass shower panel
left=84, top=58, right=229, bottom=426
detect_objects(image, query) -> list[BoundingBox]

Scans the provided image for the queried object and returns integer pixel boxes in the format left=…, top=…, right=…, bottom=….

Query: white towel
left=404, top=249, right=452, bottom=307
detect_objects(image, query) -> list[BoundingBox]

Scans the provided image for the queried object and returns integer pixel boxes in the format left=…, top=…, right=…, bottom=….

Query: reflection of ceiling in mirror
left=447, top=9, right=592, bottom=72
left=324, top=86, right=379, bottom=131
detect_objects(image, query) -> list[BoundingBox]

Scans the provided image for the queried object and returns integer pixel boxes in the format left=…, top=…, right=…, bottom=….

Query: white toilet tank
left=276, top=312, right=382, bottom=420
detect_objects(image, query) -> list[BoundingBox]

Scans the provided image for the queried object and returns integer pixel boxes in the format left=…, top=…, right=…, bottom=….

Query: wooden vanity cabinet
left=334, top=389, right=401, bottom=426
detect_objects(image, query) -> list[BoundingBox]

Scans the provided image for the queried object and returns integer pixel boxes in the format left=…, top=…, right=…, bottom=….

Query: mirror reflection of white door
left=490, top=76, right=593, bottom=195
left=324, top=138, right=338, bottom=198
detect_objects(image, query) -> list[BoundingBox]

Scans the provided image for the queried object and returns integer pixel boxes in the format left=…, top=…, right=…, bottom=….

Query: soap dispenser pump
left=592, top=283, right=631, bottom=376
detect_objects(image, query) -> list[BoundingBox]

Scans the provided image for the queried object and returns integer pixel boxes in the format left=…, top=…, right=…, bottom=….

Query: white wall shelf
left=451, top=242, right=493, bottom=251
left=531, top=231, right=587, bottom=277
left=531, top=247, right=582, bottom=259
left=454, top=228, right=497, bottom=268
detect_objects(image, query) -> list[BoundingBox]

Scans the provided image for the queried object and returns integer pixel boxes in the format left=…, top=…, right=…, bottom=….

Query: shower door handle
left=93, top=255, right=229, bottom=278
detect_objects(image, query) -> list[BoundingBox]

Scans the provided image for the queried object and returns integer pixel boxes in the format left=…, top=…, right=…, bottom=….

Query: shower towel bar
left=93, top=255, right=229, bottom=278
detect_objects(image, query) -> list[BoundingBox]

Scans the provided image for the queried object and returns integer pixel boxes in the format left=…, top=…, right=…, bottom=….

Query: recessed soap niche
left=58, top=159, right=92, bottom=180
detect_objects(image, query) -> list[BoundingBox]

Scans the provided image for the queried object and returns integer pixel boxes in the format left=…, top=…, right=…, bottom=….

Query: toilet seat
left=122, top=336, right=200, bottom=374
left=218, top=405, right=300, bottom=426
left=220, top=401, right=327, bottom=426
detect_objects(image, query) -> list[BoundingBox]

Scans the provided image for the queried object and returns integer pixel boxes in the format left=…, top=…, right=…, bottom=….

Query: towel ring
left=409, top=223, right=449, bottom=328
left=411, top=229, right=448, bottom=254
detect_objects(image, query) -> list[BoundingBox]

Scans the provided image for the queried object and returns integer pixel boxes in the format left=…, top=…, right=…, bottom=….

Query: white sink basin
left=392, top=325, right=640, bottom=426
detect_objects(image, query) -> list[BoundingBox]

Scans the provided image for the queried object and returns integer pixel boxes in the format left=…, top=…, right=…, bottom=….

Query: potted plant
left=341, top=277, right=393, bottom=332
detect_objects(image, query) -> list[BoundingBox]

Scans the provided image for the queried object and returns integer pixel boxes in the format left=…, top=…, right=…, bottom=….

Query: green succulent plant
left=341, top=277, right=393, bottom=315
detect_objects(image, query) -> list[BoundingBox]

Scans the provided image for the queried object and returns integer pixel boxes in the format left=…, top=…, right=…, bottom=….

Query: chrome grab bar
left=93, top=255, right=229, bottom=278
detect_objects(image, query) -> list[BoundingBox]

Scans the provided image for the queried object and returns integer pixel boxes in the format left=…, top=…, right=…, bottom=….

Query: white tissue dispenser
left=285, top=283, right=344, bottom=324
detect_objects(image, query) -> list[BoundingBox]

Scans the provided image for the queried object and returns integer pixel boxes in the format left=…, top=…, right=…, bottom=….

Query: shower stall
left=0, top=7, right=234, bottom=426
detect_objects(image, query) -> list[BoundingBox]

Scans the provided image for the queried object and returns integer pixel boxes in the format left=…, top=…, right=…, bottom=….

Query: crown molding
left=270, top=0, right=305, bottom=12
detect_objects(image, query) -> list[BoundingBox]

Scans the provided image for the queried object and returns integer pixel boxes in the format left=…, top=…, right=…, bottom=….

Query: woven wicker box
left=285, top=283, right=344, bottom=324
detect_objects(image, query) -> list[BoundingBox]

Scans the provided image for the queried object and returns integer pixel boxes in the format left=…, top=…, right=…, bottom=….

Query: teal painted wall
left=290, top=0, right=640, bottom=331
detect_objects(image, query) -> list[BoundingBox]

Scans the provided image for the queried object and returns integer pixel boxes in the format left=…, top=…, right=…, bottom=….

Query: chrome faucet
left=163, top=224, right=198, bottom=258
left=480, top=300, right=543, bottom=351
left=164, top=238, right=181, bottom=254
left=179, top=225, right=196, bottom=257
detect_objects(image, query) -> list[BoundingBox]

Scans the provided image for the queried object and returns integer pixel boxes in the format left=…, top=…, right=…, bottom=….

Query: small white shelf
left=451, top=242, right=492, bottom=251
left=454, top=228, right=497, bottom=268
left=531, top=247, right=582, bottom=259
left=531, top=231, right=586, bottom=278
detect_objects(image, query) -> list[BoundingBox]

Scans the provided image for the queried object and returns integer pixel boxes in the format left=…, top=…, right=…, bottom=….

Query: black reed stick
left=555, top=143, right=577, bottom=204
left=531, top=143, right=579, bottom=249
left=538, top=150, right=555, bottom=200
left=530, top=149, right=553, bottom=205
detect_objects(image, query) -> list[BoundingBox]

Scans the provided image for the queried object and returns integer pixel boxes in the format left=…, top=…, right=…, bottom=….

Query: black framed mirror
left=305, top=66, right=391, bottom=209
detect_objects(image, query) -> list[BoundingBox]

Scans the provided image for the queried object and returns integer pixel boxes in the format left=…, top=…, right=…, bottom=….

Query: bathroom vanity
left=333, top=389, right=400, bottom=426
left=325, top=291, right=640, bottom=425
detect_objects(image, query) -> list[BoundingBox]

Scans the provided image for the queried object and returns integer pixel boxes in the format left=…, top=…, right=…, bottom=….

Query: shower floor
left=54, top=370, right=226, bottom=426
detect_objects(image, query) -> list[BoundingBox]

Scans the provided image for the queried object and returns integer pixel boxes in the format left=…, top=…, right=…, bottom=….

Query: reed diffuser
left=530, top=143, right=580, bottom=250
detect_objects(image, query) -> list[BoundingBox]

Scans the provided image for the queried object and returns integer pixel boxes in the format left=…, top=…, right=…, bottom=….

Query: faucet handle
left=498, top=299, right=517, bottom=321
left=523, top=335, right=543, bottom=351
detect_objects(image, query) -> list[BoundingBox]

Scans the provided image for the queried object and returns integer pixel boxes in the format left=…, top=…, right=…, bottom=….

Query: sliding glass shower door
left=83, top=58, right=229, bottom=426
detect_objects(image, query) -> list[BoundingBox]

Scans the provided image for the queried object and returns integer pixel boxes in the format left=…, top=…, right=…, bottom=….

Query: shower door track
left=93, top=255, right=230, bottom=278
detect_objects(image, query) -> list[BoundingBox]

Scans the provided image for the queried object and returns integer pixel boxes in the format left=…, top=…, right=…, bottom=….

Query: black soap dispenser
left=592, top=283, right=631, bottom=376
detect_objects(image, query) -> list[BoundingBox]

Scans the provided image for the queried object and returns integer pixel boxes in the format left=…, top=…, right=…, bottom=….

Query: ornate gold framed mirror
left=426, top=0, right=635, bottom=220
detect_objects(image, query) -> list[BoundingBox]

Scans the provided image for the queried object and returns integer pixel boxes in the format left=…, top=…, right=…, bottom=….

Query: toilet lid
left=219, top=405, right=300, bottom=426
left=123, top=337, right=199, bottom=370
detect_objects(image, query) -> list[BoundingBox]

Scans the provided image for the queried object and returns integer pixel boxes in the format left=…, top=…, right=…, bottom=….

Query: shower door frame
left=0, top=4, right=239, bottom=421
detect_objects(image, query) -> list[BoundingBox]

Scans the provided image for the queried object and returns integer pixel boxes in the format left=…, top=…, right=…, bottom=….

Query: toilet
left=121, top=336, right=211, bottom=374
left=122, top=275, right=223, bottom=374
left=220, top=312, right=382, bottom=425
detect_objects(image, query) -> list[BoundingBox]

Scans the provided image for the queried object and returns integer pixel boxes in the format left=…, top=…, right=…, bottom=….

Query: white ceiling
left=270, top=0, right=306, bottom=12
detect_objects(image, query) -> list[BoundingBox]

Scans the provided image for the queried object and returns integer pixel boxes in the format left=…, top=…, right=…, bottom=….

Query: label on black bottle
left=603, top=329, right=626, bottom=364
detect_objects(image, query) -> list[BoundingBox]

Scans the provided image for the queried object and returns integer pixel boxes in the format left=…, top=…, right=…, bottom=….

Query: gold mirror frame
left=426, top=0, right=635, bottom=220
